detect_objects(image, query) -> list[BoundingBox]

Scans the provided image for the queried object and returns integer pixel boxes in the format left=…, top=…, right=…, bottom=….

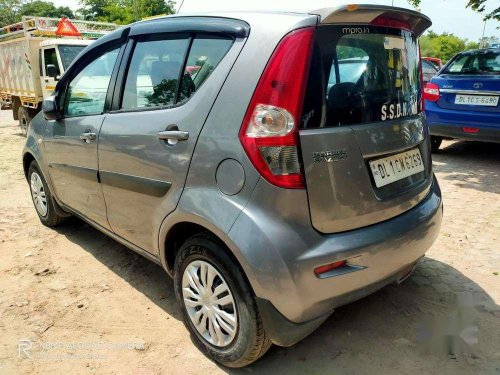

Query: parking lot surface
left=0, top=109, right=498, bottom=374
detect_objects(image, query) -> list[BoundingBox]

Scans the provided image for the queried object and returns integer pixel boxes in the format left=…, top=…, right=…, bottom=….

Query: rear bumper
left=426, top=102, right=500, bottom=143
left=430, top=124, right=500, bottom=143
left=229, top=176, right=442, bottom=345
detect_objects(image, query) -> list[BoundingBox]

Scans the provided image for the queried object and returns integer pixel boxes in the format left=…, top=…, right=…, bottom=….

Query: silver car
left=23, top=5, right=442, bottom=367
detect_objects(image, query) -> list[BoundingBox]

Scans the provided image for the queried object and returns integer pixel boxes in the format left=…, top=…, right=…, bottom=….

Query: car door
left=43, top=43, right=122, bottom=229
left=98, top=22, right=240, bottom=253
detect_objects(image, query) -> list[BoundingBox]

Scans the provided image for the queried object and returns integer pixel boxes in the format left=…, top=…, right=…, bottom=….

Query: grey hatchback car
left=23, top=5, right=442, bottom=367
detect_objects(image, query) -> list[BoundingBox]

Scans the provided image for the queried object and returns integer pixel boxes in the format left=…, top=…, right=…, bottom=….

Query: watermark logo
left=18, top=339, right=32, bottom=359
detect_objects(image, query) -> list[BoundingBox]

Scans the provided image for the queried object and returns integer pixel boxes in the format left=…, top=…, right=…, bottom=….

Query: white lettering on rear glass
left=381, top=99, right=418, bottom=121
left=342, top=27, right=370, bottom=34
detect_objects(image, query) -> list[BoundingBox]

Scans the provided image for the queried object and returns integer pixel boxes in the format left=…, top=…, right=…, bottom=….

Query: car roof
left=459, top=48, right=500, bottom=55
left=137, top=4, right=431, bottom=36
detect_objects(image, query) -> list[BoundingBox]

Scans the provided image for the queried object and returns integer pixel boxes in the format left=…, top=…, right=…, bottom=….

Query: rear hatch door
left=300, top=8, right=433, bottom=233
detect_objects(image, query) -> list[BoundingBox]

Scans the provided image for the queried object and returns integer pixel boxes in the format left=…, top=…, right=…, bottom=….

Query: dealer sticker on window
left=369, top=148, right=424, bottom=188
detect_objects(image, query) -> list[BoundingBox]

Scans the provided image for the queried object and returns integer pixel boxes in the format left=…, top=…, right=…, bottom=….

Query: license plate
left=369, top=148, right=424, bottom=188
left=454, top=94, right=499, bottom=106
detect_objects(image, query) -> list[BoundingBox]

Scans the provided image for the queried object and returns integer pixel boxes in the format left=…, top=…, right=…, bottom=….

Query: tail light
left=423, top=82, right=441, bottom=102
left=239, top=27, right=314, bottom=189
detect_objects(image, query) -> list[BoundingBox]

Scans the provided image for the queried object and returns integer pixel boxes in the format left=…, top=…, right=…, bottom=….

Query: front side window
left=445, top=51, right=500, bottom=74
left=302, top=26, right=422, bottom=128
left=121, top=34, right=233, bottom=110
left=43, top=48, right=60, bottom=76
left=58, top=45, right=86, bottom=70
left=64, top=47, right=120, bottom=117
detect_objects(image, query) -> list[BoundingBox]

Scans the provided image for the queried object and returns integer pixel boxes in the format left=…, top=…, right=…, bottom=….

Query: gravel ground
left=0, top=109, right=499, bottom=374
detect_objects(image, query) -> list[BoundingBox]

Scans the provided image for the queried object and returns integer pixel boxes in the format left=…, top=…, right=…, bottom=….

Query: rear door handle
left=80, top=132, right=96, bottom=143
left=158, top=129, right=189, bottom=145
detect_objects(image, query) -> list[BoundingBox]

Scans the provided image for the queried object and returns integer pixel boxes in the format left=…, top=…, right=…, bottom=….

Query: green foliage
left=0, top=0, right=22, bottom=26
left=0, top=0, right=74, bottom=26
left=78, top=0, right=176, bottom=24
left=420, top=32, right=480, bottom=62
left=20, top=0, right=74, bottom=18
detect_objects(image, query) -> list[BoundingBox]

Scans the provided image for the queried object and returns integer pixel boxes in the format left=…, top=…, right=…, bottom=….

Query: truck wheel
left=174, top=235, right=271, bottom=368
left=18, top=106, right=30, bottom=137
left=430, top=136, right=442, bottom=153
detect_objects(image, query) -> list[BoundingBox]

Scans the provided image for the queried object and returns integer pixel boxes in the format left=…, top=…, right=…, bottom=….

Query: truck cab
left=0, top=16, right=117, bottom=135
left=39, top=39, right=92, bottom=98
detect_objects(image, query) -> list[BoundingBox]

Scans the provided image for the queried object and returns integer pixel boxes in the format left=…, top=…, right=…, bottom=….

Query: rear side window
left=444, top=51, right=500, bottom=74
left=121, top=34, right=233, bottom=110
left=302, top=26, right=422, bottom=128
left=422, top=60, right=437, bottom=75
left=179, top=35, right=233, bottom=103
left=122, top=37, right=190, bottom=110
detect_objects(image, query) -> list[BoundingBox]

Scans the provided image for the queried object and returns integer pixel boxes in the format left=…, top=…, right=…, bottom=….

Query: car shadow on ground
left=53, top=220, right=183, bottom=320
left=433, top=141, right=499, bottom=195
left=53, top=219, right=498, bottom=374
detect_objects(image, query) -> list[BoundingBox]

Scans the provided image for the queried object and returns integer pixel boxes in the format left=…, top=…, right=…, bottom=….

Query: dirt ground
left=0, top=109, right=498, bottom=375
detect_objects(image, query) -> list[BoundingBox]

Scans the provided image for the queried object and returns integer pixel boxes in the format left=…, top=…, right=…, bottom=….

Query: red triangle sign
left=56, top=18, right=81, bottom=37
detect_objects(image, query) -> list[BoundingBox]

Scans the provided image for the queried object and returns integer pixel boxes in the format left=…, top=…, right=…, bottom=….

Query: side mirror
left=42, top=95, right=62, bottom=121
left=46, top=64, right=59, bottom=80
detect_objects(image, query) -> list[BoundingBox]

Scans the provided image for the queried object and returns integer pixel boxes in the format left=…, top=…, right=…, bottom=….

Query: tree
left=0, top=0, right=22, bottom=26
left=78, top=0, right=176, bottom=24
left=420, top=32, right=483, bottom=62
left=19, top=1, right=74, bottom=18
left=0, top=0, right=74, bottom=26
left=408, top=0, right=499, bottom=22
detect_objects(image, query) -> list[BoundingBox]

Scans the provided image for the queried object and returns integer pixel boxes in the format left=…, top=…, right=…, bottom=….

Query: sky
left=53, top=0, right=499, bottom=42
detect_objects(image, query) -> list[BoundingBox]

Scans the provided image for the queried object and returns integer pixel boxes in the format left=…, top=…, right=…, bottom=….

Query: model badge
left=313, top=149, right=348, bottom=163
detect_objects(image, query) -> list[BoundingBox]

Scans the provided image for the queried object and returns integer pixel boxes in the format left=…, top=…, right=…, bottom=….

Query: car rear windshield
left=443, top=50, right=500, bottom=75
left=301, top=26, right=422, bottom=128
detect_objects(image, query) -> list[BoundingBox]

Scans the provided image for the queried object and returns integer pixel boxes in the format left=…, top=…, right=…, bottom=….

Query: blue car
left=424, top=48, right=500, bottom=152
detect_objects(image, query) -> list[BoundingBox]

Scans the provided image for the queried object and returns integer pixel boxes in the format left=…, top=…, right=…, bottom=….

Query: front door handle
left=158, top=128, right=189, bottom=145
left=80, top=132, right=96, bottom=143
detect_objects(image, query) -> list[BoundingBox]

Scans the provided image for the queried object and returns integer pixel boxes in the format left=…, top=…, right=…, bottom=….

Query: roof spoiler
left=310, top=4, right=432, bottom=36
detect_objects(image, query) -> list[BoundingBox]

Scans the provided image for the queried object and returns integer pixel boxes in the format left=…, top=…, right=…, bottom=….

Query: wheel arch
left=159, top=215, right=257, bottom=296
left=22, top=151, right=36, bottom=179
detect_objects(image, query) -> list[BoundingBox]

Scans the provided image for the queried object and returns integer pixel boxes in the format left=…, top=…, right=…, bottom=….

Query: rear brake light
left=239, top=27, right=314, bottom=189
left=370, top=16, right=411, bottom=31
left=423, top=82, right=440, bottom=102
left=463, top=127, right=479, bottom=133
left=314, top=260, right=347, bottom=277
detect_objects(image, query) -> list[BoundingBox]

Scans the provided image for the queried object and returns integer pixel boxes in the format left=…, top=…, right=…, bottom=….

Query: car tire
left=430, top=136, right=442, bottom=153
left=18, top=106, right=30, bottom=137
left=174, top=234, right=271, bottom=368
left=28, top=161, right=66, bottom=227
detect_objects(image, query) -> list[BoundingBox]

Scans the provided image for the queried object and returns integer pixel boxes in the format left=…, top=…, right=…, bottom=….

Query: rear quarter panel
left=159, top=12, right=318, bottom=268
